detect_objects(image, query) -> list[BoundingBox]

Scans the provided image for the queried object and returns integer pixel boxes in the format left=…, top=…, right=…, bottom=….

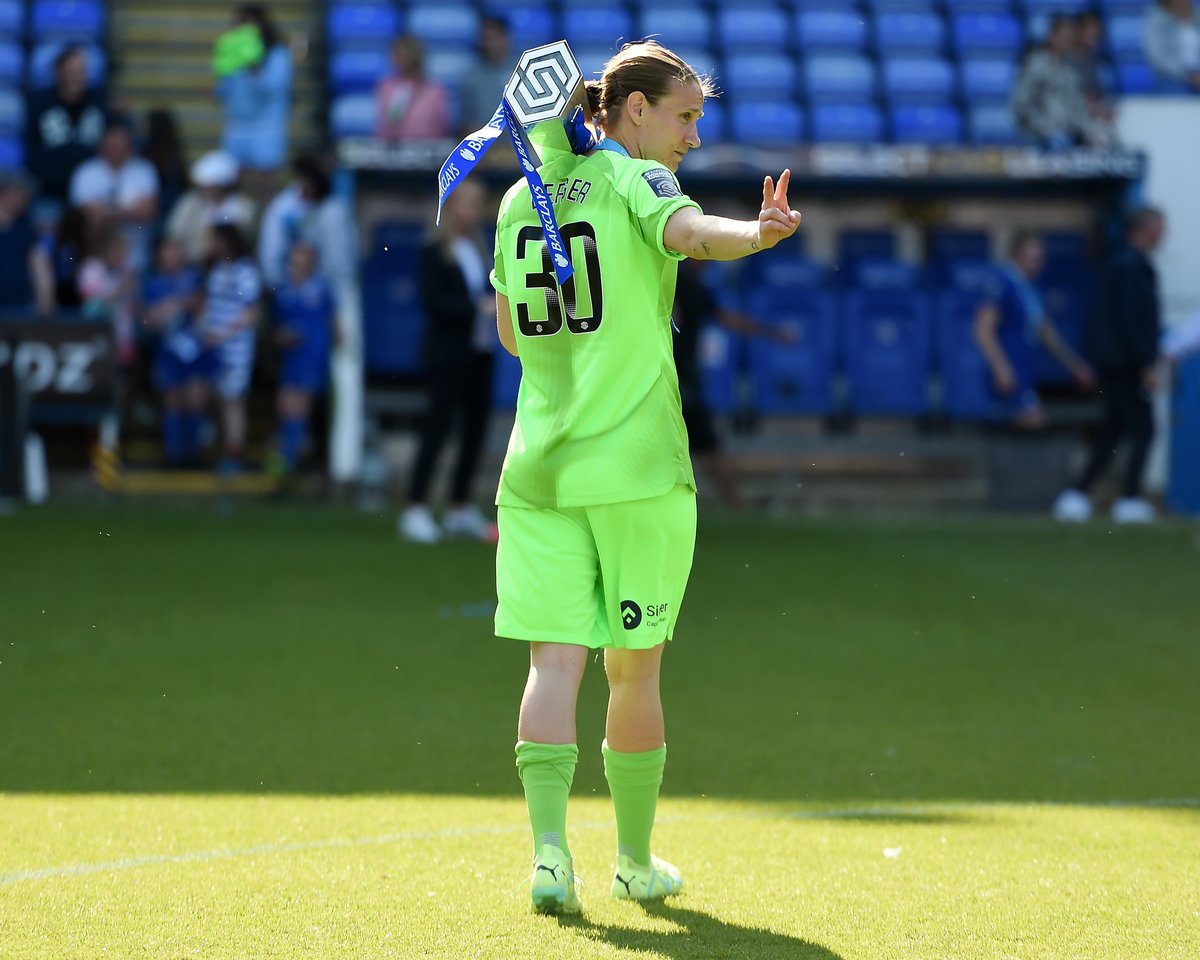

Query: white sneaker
left=1111, top=497, right=1156, bottom=525
left=442, top=504, right=492, bottom=540
left=399, top=504, right=442, bottom=544
left=1052, top=489, right=1093, bottom=523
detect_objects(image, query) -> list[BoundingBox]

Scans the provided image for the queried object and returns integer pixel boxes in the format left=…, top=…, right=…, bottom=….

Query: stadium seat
left=724, top=54, right=798, bottom=96
left=891, top=103, right=964, bottom=143
left=929, top=229, right=990, bottom=263
left=424, top=49, right=474, bottom=89
left=572, top=45, right=617, bottom=80
left=563, top=7, right=633, bottom=51
left=0, top=40, right=21, bottom=84
left=1106, top=15, right=1147, bottom=61
left=327, top=4, right=401, bottom=46
left=873, top=11, right=946, bottom=53
left=363, top=243, right=426, bottom=378
left=803, top=55, right=877, bottom=100
left=729, top=99, right=805, bottom=145
left=0, top=84, right=23, bottom=134
left=0, top=133, right=21, bottom=169
left=29, top=42, right=105, bottom=88
left=1023, top=0, right=1089, bottom=13
left=850, top=258, right=922, bottom=288
left=795, top=10, right=870, bottom=51
left=959, top=57, right=1018, bottom=101
left=329, top=48, right=390, bottom=93
left=838, top=230, right=897, bottom=265
left=941, top=0, right=1015, bottom=11
left=1034, top=269, right=1091, bottom=385
left=937, top=291, right=992, bottom=419
left=638, top=7, right=713, bottom=49
left=503, top=6, right=558, bottom=51
left=697, top=99, right=726, bottom=141
left=330, top=93, right=377, bottom=139
left=968, top=103, right=1019, bottom=143
left=696, top=325, right=742, bottom=415
left=1168, top=353, right=1200, bottom=514
left=881, top=56, right=957, bottom=101
left=717, top=6, right=793, bottom=49
left=30, top=0, right=104, bottom=40
left=743, top=249, right=825, bottom=291
left=950, top=13, right=1023, bottom=55
left=811, top=102, right=884, bottom=142
left=746, top=289, right=839, bottom=414
left=0, top=0, right=21, bottom=36
left=407, top=3, right=479, bottom=48
left=842, top=290, right=933, bottom=414
left=863, top=0, right=942, bottom=11
left=1116, top=61, right=1158, bottom=94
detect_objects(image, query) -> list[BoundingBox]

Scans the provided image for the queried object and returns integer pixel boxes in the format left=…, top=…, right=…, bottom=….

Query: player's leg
left=276, top=386, right=312, bottom=472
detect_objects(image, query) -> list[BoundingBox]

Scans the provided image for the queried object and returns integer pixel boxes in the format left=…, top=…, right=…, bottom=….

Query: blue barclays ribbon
left=437, top=100, right=598, bottom=287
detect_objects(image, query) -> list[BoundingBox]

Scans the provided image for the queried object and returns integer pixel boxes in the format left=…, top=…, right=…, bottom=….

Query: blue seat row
left=0, top=39, right=105, bottom=87
left=0, top=0, right=104, bottom=39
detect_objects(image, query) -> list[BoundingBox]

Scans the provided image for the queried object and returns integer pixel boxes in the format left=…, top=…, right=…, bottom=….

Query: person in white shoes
left=399, top=179, right=497, bottom=544
left=1053, top=208, right=1165, bottom=525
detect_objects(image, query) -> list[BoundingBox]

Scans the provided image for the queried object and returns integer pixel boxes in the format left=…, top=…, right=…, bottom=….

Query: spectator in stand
left=25, top=45, right=108, bottom=204
left=215, top=4, right=293, bottom=191
left=375, top=35, right=451, bottom=143
left=459, top=14, right=513, bottom=134
left=69, top=121, right=160, bottom=274
left=398, top=178, right=496, bottom=544
left=0, top=172, right=56, bottom=318
left=973, top=231, right=1096, bottom=431
left=141, top=236, right=208, bottom=466
left=142, top=109, right=190, bottom=231
left=1145, top=0, right=1200, bottom=90
left=78, top=223, right=137, bottom=369
left=1053, top=208, right=1166, bottom=525
left=1013, top=15, right=1115, bottom=148
left=1073, top=12, right=1114, bottom=124
left=197, top=223, right=262, bottom=471
left=270, top=241, right=334, bottom=476
left=166, top=150, right=257, bottom=266
left=48, top=206, right=89, bottom=310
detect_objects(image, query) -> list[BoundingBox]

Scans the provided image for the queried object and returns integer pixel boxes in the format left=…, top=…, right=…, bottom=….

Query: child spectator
left=142, top=237, right=207, bottom=466
left=78, top=224, right=136, bottom=369
left=271, top=241, right=333, bottom=474
left=375, top=35, right=450, bottom=142
left=198, top=223, right=261, bottom=470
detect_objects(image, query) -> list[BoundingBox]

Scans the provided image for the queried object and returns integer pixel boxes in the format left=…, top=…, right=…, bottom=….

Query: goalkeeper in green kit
left=489, top=41, right=802, bottom=914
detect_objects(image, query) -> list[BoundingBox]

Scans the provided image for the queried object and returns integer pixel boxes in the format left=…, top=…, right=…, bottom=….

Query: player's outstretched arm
left=664, top=169, right=801, bottom=261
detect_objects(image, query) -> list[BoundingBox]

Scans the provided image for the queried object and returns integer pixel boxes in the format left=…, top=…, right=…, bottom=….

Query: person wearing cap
left=165, top=150, right=258, bottom=267
left=0, top=171, right=56, bottom=318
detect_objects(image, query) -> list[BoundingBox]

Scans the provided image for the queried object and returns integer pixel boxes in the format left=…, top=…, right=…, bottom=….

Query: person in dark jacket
left=25, top=45, right=108, bottom=204
left=1053, top=207, right=1166, bottom=524
left=398, top=178, right=496, bottom=544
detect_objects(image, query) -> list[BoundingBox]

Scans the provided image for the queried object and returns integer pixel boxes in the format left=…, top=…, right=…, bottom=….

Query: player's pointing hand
left=757, top=169, right=802, bottom=251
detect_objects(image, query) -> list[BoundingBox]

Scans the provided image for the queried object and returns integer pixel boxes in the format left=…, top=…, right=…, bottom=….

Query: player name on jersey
left=533, top=177, right=593, bottom=209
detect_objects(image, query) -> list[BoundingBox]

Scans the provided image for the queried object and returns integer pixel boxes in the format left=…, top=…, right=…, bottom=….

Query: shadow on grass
left=560, top=900, right=845, bottom=959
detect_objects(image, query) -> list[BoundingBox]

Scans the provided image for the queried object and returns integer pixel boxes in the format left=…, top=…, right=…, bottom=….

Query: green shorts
left=495, top=485, right=697, bottom=650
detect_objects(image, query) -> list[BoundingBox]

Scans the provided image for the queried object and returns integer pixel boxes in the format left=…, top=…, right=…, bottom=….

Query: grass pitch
left=1, top=504, right=1197, bottom=959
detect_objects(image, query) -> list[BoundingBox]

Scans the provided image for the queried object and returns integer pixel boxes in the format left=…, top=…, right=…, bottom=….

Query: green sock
left=602, top=739, right=666, bottom=866
left=515, top=740, right=578, bottom=859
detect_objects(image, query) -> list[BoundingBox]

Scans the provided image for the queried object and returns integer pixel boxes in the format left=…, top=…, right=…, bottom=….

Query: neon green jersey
left=490, top=149, right=701, bottom=508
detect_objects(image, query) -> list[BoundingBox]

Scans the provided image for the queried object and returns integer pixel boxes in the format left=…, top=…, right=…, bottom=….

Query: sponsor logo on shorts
left=620, top=600, right=642, bottom=630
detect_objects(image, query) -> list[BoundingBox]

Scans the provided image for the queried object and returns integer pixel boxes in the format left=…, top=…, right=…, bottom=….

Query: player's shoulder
left=602, top=153, right=686, bottom=201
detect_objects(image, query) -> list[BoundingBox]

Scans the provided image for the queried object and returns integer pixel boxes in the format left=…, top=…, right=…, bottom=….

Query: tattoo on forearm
left=750, top=240, right=760, bottom=250
left=701, top=241, right=711, bottom=256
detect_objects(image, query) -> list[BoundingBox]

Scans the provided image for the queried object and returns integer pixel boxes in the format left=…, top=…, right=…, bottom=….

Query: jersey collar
left=594, top=137, right=631, bottom=158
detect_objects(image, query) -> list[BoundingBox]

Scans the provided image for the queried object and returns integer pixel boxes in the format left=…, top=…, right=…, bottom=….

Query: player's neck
left=602, top=132, right=639, bottom=159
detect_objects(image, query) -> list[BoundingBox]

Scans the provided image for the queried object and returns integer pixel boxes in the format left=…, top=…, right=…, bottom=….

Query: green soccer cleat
left=529, top=844, right=582, bottom=915
left=610, top=854, right=683, bottom=901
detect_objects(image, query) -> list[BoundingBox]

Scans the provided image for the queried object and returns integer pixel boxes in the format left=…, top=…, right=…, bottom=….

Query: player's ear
left=627, top=91, right=647, bottom=126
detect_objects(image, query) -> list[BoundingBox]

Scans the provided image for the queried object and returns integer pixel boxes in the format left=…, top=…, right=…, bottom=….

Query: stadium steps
left=109, top=0, right=324, bottom=158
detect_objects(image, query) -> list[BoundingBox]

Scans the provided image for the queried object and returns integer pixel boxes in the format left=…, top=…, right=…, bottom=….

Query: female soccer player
left=490, top=41, right=801, bottom=914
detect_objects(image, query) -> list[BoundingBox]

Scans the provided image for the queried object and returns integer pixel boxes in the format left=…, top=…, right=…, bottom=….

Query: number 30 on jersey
left=515, top=222, right=604, bottom=337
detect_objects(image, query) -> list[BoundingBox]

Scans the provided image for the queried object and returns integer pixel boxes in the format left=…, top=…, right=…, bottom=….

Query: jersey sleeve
left=613, top=160, right=701, bottom=262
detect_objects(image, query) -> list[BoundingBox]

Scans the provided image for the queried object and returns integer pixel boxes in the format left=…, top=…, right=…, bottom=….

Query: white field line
left=1, top=798, right=1196, bottom=887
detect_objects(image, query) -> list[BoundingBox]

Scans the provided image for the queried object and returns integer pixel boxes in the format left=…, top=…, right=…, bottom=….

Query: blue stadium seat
left=1034, top=269, right=1091, bottom=385
left=572, top=45, right=617, bottom=80
left=951, top=13, right=1023, bottom=55
left=744, top=249, right=825, bottom=291
left=803, top=55, right=878, bottom=100
left=724, top=55, right=798, bottom=96
left=424, top=49, right=474, bottom=90
left=329, top=48, right=390, bottom=93
left=0, top=133, right=21, bottom=169
left=407, top=3, right=479, bottom=48
left=881, top=56, right=957, bottom=101
left=1168, top=353, right=1200, bottom=514
left=929, top=229, right=990, bottom=263
left=1106, top=15, right=1146, bottom=61
left=729, top=99, right=805, bottom=145
left=0, top=40, right=21, bottom=84
left=850, top=258, right=921, bottom=288
left=492, top=348, right=522, bottom=410
left=564, top=7, right=633, bottom=51
left=1095, top=0, right=1150, bottom=14
left=330, top=93, right=377, bottom=139
left=1116, top=61, right=1158, bottom=93
left=638, top=7, right=713, bottom=49
left=941, top=0, right=1015, bottom=11
left=746, top=289, right=839, bottom=414
left=327, top=4, right=401, bottom=46
left=503, top=6, right=558, bottom=51
left=864, top=0, right=941, bottom=10
left=795, top=10, right=869, bottom=51
left=0, top=0, right=21, bottom=35
left=842, top=290, right=933, bottom=414
left=0, top=84, right=22, bottom=133
left=698, top=99, right=726, bottom=141
left=363, top=241, right=426, bottom=377
left=969, top=103, right=1018, bottom=143
left=937, top=291, right=992, bottom=419
left=839, top=230, right=897, bottom=262
left=695, top=324, right=742, bottom=415
left=718, top=6, right=792, bottom=49
left=891, top=103, right=964, bottom=143
left=937, top=257, right=995, bottom=291
left=30, top=42, right=105, bottom=88
left=811, top=102, right=884, bottom=142
left=960, top=57, right=1018, bottom=101
left=1022, top=0, right=1089, bottom=12
left=873, top=11, right=946, bottom=52
left=30, top=0, right=104, bottom=40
